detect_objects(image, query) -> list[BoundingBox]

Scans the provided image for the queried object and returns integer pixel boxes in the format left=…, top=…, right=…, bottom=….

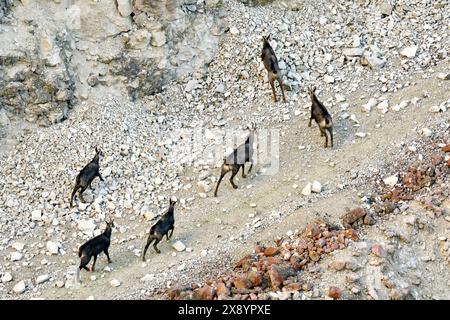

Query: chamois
left=76, top=219, right=114, bottom=283
left=261, top=35, right=286, bottom=103
left=142, top=198, right=176, bottom=260
left=308, top=87, right=333, bottom=148
left=70, top=146, right=104, bottom=207
left=214, top=125, right=256, bottom=197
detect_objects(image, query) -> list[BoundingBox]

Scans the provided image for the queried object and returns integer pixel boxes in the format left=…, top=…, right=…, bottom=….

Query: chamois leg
left=214, top=166, right=230, bottom=197
left=142, top=235, right=155, bottom=261
left=104, top=249, right=112, bottom=263
left=153, top=237, right=162, bottom=254
left=248, top=160, right=254, bottom=174
left=70, top=185, right=81, bottom=207
left=91, top=255, right=97, bottom=272
left=308, top=117, right=313, bottom=127
left=328, top=127, right=334, bottom=147
left=269, top=79, right=277, bottom=102
left=166, top=227, right=174, bottom=241
left=241, top=164, right=247, bottom=178
left=323, top=129, right=329, bottom=148
left=278, top=78, right=286, bottom=103
left=78, top=254, right=91, bottom=282
left=78, top=185, right=88, bottom=202
left=229, top=166, right=239, bottom=189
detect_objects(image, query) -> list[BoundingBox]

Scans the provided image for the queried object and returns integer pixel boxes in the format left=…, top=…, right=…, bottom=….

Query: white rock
left=391, top=104, right=401, bottom=112
left=79, top=202, right=89, bottom=211
left=141, top=206, right=155, bottom=220
left=31, top=209, right=42, bottom=221
left=10, top=252, right=23, bottom=262
left=141, top=274, right=154, bottom=282
left=383, top=174, right=398, bottom=187
left=1, top=272, right=13, bottom=283
left=343, top=48, right=364, bottom=57
left=11, top=242, right=25, bottom=251
left=355, top=132, right=366, bottom=138
left=172, top=241, right=186, bottom=252
left=201, top=250, right=208, bottom=257
left=185, top=79, right=199, bottom=92
left=324, top=75, right=335, bottom=84
left=420, top=128, right=432, bottom=137
left=230, top=27, right=239, bottom=35
left=46, top=241, right=60, bottom=255
left=437, top=73, right=450, bottom=80
left=0, top=109, right=10, bottom=127
left=107, top=202, right=116, bottom=211
left=13, top=280, right=26, bottom=294
left=311, top=181, right=322, bottom=193
left=380, top=0, right=393, bottom=15
left=154, top=177, right=163, bottom=185
left=197, top=181, right=211, bottom=193
left=117, top=0, right=132, bottom=17
left=77, top=219, right=96, bottom=235
left=364, top=53, right=386, bottom=69
left=400, top=46, right=418, bottom=58
left=278, top=61, right=287, bottom=70
left=301, top=183, right=312, bottom=196
left=250, top=203, right=257, bottom=208
left=102, top=167, right=112, bottom=178
left=429, top=105, right=440, bottom=113
left=403, top=216, right=417, bottom=226
left=150, top=30, right=166, bottom=47
left=36, top=274, right=50, bottom=284
left=319, top=16, right=328, bottom=25
left=377, top=100, right=389, bottom=111
left=335, top=94, right=346, bottom=102
left=177, top=264, right=186, bottom=271
left=110, top=279, right=121, bottom=287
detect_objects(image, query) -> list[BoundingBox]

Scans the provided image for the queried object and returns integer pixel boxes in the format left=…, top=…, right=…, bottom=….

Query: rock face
left=0, top=0, right=225, bottom=125
left=0, top=0, right=14, bottom=22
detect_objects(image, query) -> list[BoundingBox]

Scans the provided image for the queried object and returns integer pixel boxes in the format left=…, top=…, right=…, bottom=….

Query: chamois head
left=105, top=218, right=115, bottom=229
left=169, top=197, right=177, bottom=207
left=94, top=145, right=104, bottom=157
left=262, top=35, right=271, bottom=44
left=308, top=86, right=316, bottom=97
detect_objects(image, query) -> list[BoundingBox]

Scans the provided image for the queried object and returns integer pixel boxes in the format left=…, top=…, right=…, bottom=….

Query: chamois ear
left=308, top=86, right=316, bottom=95
left=106, top=218, right=114, bottom=228
left=267, top=34, right=270, bottom=40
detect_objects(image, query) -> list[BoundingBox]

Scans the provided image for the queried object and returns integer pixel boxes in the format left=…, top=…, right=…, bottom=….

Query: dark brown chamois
left=308, top=87, right=333, bottom=148
left=142, top=198, right=176, bottom=260
left=214, top=125, right=256, bottom=197
left=261, top=35, right=286, bottom=103
left=76, top=219, right=114, bottom=283
left=70, top=146, right=104, bottom=207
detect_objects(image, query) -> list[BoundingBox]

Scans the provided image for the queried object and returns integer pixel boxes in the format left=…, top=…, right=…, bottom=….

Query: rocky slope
left=0, top=0, right=449, bottom=300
